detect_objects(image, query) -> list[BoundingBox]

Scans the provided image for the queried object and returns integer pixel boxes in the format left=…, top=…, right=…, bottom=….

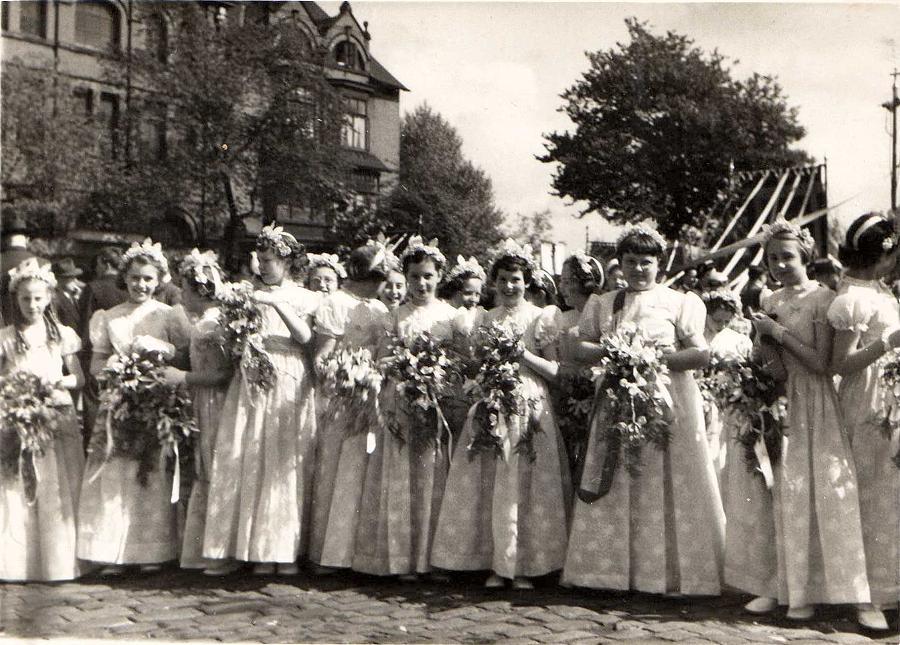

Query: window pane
left=3, top=3, right=11, bottom=31
left=20, top=1, right=47, bottom=38
left=75, top=1, right=118, bottom=50
left=97, top=93, right=119, bottom=158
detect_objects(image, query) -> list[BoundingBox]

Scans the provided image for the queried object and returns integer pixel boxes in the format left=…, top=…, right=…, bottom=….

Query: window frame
left=19, top=1, right=48, bottom=39
left=74, top=0, right=120, bottom=51
left=341, top=97, right=368, bottom=151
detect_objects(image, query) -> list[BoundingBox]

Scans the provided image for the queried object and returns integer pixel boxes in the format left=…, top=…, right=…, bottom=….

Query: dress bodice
left=89, top=299, right=190, bottom=357
left=827, top=277, right=900, bottom=349
left=467, top=302, right=558, bottom=355
left=384, top=300, right=458, bottom=343
left=709, top=327, right=753, bottom=363
left=763, top=282, right=834, bottom=375
left=254, top=281, right=320, bottom=341
left=0, top=324, right=81, bottom=382
left=316, top=290, right=388, bottom=351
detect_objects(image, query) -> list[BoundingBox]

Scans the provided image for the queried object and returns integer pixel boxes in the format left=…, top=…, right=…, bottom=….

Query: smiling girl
left=203, top=225, right=320, bottom=576
left=0, top=260, right=85, bottom=581
left=562, top=226, right=725, bottom=596
left=745, top=219, right=870, bottom=623
left=352, top=236, right=458, bottom=579
left=431, top=240, right=571, bottom=590
left=77, top=239, right=191, bottom=575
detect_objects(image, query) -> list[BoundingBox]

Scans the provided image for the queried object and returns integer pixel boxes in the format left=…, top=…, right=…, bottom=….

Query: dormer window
left=334, top=40, right=365, bottom=72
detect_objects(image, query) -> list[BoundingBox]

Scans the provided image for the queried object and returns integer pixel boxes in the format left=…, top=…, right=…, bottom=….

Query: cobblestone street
left=1, top=569, right=897, bottom=643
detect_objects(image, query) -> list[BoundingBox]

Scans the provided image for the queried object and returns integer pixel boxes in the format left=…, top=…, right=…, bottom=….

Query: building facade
left=1, top=0, right=405, bottom=250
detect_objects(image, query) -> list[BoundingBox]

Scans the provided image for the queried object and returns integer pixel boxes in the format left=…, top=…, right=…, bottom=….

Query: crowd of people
left=0, top=211, right=898, bottom=634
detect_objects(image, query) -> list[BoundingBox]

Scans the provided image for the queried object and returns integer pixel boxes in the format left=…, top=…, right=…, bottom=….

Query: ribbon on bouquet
left=18, top=450, right=39, bottom=507
left=431, top=394, right=454, bottom=462
left=753, top=433, right=775, bottom=489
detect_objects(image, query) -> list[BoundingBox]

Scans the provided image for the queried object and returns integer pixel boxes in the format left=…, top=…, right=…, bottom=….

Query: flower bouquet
left=877, top=350, right=900, bottom=469
left=464, top=321, right=540, bottom=462
left=318, top=346, right=384, bottom=437
left=217, top=281, right=276, bottom=392
left=92, top=349, right=198, bottom=500
left=0, top=372, right=74, bottom=503
left=587, top=323, right=672, bottom=479
left=381, top=330, right=458, bottom=449
left=701, top=357, right=788, bottom=484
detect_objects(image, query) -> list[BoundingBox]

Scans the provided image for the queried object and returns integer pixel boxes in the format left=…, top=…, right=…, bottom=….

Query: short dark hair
left=490, top=256, right=533, bottom=285
left=838, top=213, right=894, bottom=270
left=563, top=255, right=604, bottom=295
left=347, top=245, right=389, bottom=282
left=402, top=249, right=445, bottom=274
left=616, top=232, right=665, bottom=260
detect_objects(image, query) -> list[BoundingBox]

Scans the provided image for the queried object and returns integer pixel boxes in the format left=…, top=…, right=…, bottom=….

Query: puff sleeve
left=314, top=295, right=346, bottom=339
left=533, top=305, right=561, bottom=351
left=89, top=309, right=111, bottom=354
left=59, top=325, right=83, bottom=356
left=578, top=294, right=604, bottom=341
left=675, top=290, right=707, bottom=341
left=827, top=292, right=871, bottom=332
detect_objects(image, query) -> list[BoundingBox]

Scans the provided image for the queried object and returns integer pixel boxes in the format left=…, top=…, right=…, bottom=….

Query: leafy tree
left=99, top=4, right=350, bottom=263
left=540, top=18, right=810, bottom=242
left=384, top=104, right=505, bottom=260
left=504, top=209, right=554, bottom=252
left=1, top=60, right=111, bottom=234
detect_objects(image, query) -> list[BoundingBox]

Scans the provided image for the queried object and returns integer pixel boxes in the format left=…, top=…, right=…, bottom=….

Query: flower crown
left=701, top=288, right=741, bottom=315
left=402, top=235, right=446, bottom=265
left=257, top=224, right=300, bottom=258
left=363, top=237, right=401, bottom=274
left=534, top=268, right=558, bottom=296
left=760, top=218, right=815, bottom=249
left=307, top=253, right=348, bottom=280
left=8, top=258, right=57, bottom=293
left=178, top=248, right=224, bottom=297
left=122, top=238, right=169, bottom=275
left=491, top=238, right=535, bottom=271
left=568, top=249, right=604, bottom=282
left=615, top=225, right=667, bottom=251
left=447, top=255, right=487, bottom=283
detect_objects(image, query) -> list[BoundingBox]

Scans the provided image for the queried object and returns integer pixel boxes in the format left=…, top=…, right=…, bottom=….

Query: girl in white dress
left=309, top=241, right=395, bottom=572
left=826, top=213, right=899, bottom=630
left=352, top=237, right=458, bottom=579
left=747, top=219, right=871, bottom=622
left=160, top=250, right=234, bottom=575
left=78, top=240, right=191, bottom=574
left=431, top=240, right=571, bottom=589
left=562, top=226, right=725, bottom=596
left=203, top=225, right=320, bottom=575
left=1, top=260, right=85, bottom=581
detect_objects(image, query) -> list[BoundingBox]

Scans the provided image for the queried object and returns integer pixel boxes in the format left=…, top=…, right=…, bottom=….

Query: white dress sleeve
left=827, top=292, right=871, bottom=332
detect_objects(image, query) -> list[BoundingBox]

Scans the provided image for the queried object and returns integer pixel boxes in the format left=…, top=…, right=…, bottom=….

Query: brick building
left=1, top=0, right=405, bottom=251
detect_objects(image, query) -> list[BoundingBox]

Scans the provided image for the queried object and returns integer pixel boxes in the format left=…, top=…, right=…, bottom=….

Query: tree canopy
left=540, top=18, right=810, bottom=242
left=384, top=104, right=505, bottom=261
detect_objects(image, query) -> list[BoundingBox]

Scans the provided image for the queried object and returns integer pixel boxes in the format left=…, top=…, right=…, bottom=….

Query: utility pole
left=883, top=69, right=899, bottom=211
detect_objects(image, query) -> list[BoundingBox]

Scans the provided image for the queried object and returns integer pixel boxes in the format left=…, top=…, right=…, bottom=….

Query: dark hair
left=439, top=272, right=484, bottom=300
left=563, top=256, right=604, bottom=295
left=747, top=264, right=767, bottom=279
left=10, top=280, right=63, bottom=354
left=616, top=232, right=665, bottom=260
left=347, top=245, right=388, bottom=282
left=402, top=249, right=445, bottom=274
left=256, top=235, right=307, bottom=279
left=95, top=246, right=122, bottom=272
left=180, top=268, right=218, bottom=300
left=702, top=291, right=741, bottom=318
left=490, top=256, right=533, bottom=285
left=116, top=254, right=166, bottom=294
left=837, top=213, right=894, bottom=270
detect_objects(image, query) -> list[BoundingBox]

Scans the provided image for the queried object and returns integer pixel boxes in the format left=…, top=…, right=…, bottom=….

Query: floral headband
left=615, top=225, right=667, bottom=251
left=122, top=238, right=169, bottom=275
left=534, top=268, right=558, bottom=297
left=701, top=288, right=741, bottom=315
left=760, top=218, right=815, bottom=250
left=307, top=253, right=348, bottom=280
left=568, top=249, right=604, bottom=284
left=8, top=257, right=57, bottom=293
left=491, top=238, right=535, bottom=271
left=256, top=224, right=300, bottom=258
left=402, top=235, right=446, bottom=265
left=362, top=237, right=401, bottom=275
left=447, top=255, right=487, bottom=283
left=178, top=248, right=224, bottom=298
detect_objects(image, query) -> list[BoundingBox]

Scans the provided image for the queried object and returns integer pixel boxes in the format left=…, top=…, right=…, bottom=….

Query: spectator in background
left=52, top=258, right=85, bottom=333
left=525, top=268, right=558, bottom=308
left=739, top=264, right=769, bottom=318
left=155, top=251, right=184, bottom=307
left=1, top=211, right=46, bottom=322
left=605, top=259, right=629, bottom=292
left=699, top=269, right=729, bottom=292
left=808, top=257, right=843, bottom=291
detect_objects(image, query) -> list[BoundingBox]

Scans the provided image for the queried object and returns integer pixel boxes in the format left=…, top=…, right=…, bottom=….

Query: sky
left=323, top=1, right=900, bottom=251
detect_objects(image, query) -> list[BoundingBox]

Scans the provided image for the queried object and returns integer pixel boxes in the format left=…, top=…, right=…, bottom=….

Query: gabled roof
left=299, top=1, right=330, bottom=25
left=369, top=57, right=408, bottom=92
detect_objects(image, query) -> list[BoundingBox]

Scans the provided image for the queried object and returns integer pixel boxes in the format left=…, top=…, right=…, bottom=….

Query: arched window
left=144, top=13, right=167, bottom=62
left=334, top=40, right=365, bottom=72
left=75, top=1, right=120, bottom=50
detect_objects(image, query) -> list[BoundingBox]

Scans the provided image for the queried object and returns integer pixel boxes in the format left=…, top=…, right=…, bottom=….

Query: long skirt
left=203, top=345, right=317, bottom=564
left=562, top=371, right=725, bottom=595
left=1, top=413, right=84, bottom=581
left=431, top=377, right=572, bottom=578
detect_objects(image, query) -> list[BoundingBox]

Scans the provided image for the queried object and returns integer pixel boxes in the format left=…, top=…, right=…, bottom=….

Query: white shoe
left=99, top=564, right=126, bottom=577
left=512, top=577, right=534, bottom=590
left=786, top=605, right=814, bottom=621
left=276, top=563, right=299, bottom=576
left=744, top=596, right=778, bottom=615
left=140, top=564, right=162, bottom=573
left=204, top=561, right=241, bottom=577
left=484, top=574, right=505, bottom=589
left=856, top=605, right=889, bottom=631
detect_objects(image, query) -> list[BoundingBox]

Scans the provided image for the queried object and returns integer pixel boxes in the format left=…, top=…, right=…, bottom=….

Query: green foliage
left=384, top=104, right=505, bottom=260
left=504, top=209, right=554, bottom=251
left=540, top=18, right=810, bottom=242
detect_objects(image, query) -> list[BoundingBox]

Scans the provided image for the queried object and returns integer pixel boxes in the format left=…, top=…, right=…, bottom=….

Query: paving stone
left=552, top=629, right=604, bottom=643
left=545, top=619, right=602, bottom=632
